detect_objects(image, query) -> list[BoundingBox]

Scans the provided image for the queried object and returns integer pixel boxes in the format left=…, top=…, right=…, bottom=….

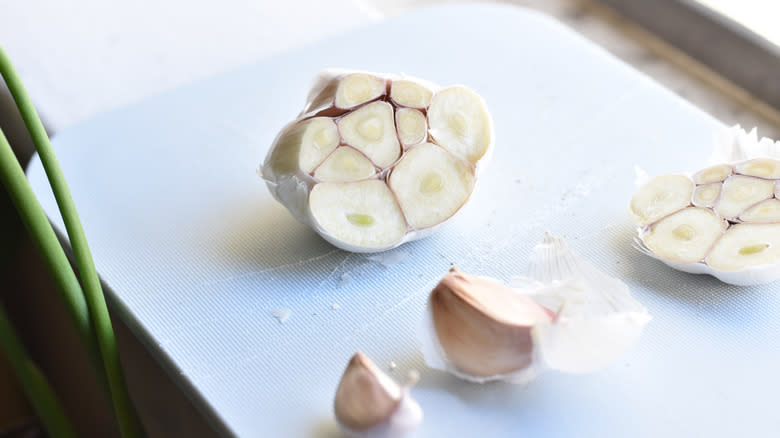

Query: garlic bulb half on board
left=419, top=233, right=650, bottom=383
left=631, top=126, right=780, bottom=285
left=334, top=352, right=422, bottom=438
left=260, top=69, right=493, bottom=253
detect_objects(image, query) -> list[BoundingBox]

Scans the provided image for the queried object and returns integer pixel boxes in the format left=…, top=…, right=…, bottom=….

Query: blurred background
left=1, top=0, right=778, bottom=436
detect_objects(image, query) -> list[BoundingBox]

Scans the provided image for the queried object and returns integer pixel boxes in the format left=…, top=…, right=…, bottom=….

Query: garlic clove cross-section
left=419, top=233, right=650, bottom=383
left=260, top=70, right=493, bottom=252
left=334, top=352, right=422, bottom=438
left=630, top=126, right=780, bottom=285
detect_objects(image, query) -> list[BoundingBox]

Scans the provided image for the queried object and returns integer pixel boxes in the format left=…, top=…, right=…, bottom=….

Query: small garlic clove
left=692, top=183, right=721, bottom=208
left=334, top=352, right=422, bottom=438
left=693, top=164, right=733, bottom=184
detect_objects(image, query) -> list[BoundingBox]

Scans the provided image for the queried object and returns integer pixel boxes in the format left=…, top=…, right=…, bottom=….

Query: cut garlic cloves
left=631, top=126, right=780, bottom=285
left=419, top=233, right=650, bottom=383
left=334, top=352, right=422, bottom=438
left=261, top=70, right=493, bottom=252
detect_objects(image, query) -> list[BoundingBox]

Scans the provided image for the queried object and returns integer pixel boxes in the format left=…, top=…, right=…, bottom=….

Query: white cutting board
left=27, top=4, right=780, bottom=437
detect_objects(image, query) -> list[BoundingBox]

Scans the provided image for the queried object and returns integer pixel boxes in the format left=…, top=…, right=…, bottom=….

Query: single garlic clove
left=420, top=234, right=650, bottom=382
left=334, top=352, right=422, bottom=438
left=389, top=143, right=475, bottom=229
left=314, top=147, right=376, bottom=182
left=302, top=71, right=387, bottom=117
left=630, top=174, right=694, bottom=227
left=692, top=164, right=733, bottom=184
left=390, top=78, right=434, bottom=109
left=261, top=70, right=493, bottom=252
left=335, top=73, right=388, bottom=110
left=428, top=268, right=553, bottom=379
left=264, top=117, right=340, bottom=178
left=692, top=183, right=721, bottom=208
left=740, top=198, right=780, bottom=222
left=338, top=101, right=401, bottom=168
left=642, top=207, right=728, bottom=264
left=309, top=180, right=407, bottom=250
left=428, top=86, right=492, bottom=164
left=706, top=223, right=780, bottom=271
left=714, top=175, right=774, bottom=219
left=395, top=108, right=427, bottom=148
left=735, top=158, right=780, bottom=179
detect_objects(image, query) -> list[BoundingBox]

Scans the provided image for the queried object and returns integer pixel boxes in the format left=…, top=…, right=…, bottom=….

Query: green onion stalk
left=0, top=46, right=144, bottom=437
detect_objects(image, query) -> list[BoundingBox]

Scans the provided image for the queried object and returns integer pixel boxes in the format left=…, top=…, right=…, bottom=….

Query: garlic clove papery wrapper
left=522, top=233, right=651, bottom=373
left=631, top=125, right=780, bottom=285
left=419, top=233, right=650, bottom=383
left=334, top=352, right=422, bottom=438
left=260, top=69, right=493, bottom=253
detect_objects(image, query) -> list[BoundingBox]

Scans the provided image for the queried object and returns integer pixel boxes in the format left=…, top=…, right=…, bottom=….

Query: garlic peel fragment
left=419, top=234, right=650, bottom=383
left=334, top=352, right=422, bottom=438
left=261, top=69, right=494, bottom=253
left=631, top=126, right=780, bottom=285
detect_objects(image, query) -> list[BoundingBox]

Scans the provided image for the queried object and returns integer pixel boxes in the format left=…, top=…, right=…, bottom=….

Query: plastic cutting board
left=26, top=4, right=780, bottom=437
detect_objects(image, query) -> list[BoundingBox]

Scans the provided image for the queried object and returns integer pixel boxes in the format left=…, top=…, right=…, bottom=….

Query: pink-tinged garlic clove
left=334, top=352, right=422, bottom=438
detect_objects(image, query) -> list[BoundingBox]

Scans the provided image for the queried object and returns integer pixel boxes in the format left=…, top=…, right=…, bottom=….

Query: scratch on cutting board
left=196, top=249, right=341, bottom=288
left=338, top=276, right=439, bottom=344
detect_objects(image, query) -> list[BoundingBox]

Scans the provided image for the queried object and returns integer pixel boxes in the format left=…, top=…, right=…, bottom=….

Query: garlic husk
left=334, top=352, right=422, bottom=438
left=522, top=234, right=651, bottom=373
left=419, top=233, right=650, bottom=382
left=631, top=125, right=780, bottom=285
left=260, top=69, right=494, bottom=253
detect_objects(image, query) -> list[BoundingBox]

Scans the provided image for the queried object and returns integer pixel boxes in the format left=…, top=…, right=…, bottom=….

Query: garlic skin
left=419, top=233, right=650, bottom=383
left=260, top=69, right=494, bottom=253
left=334, top=352, right=422, bottom=438
left=631, top=126, right=780, bottom=285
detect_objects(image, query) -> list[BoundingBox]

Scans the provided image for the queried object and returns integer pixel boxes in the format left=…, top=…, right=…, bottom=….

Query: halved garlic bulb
left=260, top=69, right=493, bottom=253
left=631, top=126, right=780, bottom=285
left=419, top=233, right=650, bottom=383
left=334, top=352, right=422, bottom=438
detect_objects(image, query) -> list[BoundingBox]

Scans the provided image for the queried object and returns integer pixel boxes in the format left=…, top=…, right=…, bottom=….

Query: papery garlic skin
left=260, top=69, right=493, bottom=253
left=419, top=234, right=650, bottom=383
left=631, top=126, right=780, bottom=285
left=334, top=352, right=422, bottom=438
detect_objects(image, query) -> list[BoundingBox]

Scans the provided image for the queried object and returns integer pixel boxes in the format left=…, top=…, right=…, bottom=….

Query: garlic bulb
left=334, top=352, right=422, bottom=438
left=419, top=233, right=650, bottom=383
left=260, top=69, right=493, bottom=253
left=631, top=126, right=780, bottom=285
